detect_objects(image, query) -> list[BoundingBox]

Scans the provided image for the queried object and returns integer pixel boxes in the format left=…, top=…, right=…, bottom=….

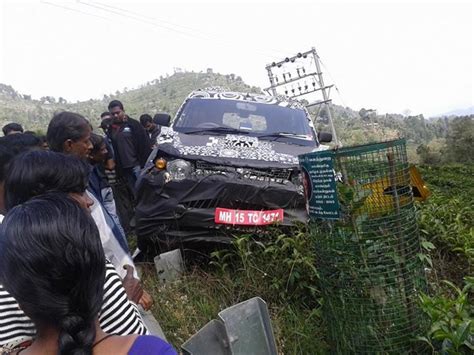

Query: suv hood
left=155, top=127, right=326, bottom=168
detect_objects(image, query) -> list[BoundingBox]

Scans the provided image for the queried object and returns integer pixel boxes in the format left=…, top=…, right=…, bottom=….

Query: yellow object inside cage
left=362, top=165, right=431, bottom=215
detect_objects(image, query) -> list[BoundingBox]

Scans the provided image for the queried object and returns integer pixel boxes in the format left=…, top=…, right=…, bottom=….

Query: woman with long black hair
left=0, top=150, right=148, bottom=350
left=0, top=195, right=175, bottom=354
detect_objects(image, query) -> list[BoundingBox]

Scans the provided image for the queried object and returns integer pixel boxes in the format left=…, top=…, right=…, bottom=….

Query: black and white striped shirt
left=0, top=262, right=148, bottom=350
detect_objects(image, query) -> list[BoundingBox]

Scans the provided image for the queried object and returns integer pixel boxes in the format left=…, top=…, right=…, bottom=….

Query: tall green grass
left=139, top=164, right=473, bottom=353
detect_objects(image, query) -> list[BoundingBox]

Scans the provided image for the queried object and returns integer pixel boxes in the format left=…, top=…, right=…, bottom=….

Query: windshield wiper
left=258, top=132, right=311, bottom=140
left=183, top=127, right=250, bottom=135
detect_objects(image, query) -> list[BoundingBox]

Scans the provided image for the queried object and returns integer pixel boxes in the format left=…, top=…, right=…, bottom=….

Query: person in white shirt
left=45, top=111, right=153, bottom=309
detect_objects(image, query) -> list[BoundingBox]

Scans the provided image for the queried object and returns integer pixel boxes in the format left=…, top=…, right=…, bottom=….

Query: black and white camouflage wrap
left=158, top=128, right=300, bottom=165
left=187, top=89, right=306, bottom=109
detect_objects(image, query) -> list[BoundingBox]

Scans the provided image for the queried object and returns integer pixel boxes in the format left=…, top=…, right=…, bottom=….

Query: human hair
left=0, top=194, right=105, bottom=355
left=4, top=150, right=90, bottom=211
left=0, top=135, right=42, bottom=182
left=2, top=122, right=24, bottom=136
left=100, top=111, right=111, bottom=119
left=0, top=143, right=14, bottom=182
left=139, top=114, right=153, bottom=126
left=99, top=117, right=113, bottom=130
left=47, top=111, right=90, bottom=152
left=89, top=133, right=105, bottom=155
left=107, top=100, right=124, bottom=111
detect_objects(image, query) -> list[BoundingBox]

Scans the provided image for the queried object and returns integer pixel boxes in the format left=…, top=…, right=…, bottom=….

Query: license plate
left=214, top=208, right=284, bottom=226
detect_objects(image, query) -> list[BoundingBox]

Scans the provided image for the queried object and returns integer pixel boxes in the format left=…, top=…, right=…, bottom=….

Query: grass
left=134, top=164, right=473, bottom=354
left=418, top=165, right=474, bottom=280
left=140, top=263, right=327, bottom=354
left=138, top=227, right=327, bottom=354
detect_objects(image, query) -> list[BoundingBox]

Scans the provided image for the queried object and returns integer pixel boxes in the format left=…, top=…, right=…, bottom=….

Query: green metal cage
left=306, top=139, right=427, bottom=353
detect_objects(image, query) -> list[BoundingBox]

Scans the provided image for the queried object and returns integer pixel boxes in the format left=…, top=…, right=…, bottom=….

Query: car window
left=174, top=97, right=317, bottom=146
left=222, top=113, right=267, bottom=132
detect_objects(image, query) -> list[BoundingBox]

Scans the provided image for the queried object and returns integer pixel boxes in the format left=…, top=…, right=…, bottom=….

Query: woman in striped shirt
left=0, top=147, right=148, bottom=351
left=0, top=195, right=174, bottom=354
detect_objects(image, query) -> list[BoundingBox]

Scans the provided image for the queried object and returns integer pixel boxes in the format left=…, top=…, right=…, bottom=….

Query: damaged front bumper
left=135, top=168, right=307, bottom=249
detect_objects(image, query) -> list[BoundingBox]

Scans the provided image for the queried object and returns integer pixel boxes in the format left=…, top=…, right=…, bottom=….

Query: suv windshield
left=174, top=98, right=317, bottom=146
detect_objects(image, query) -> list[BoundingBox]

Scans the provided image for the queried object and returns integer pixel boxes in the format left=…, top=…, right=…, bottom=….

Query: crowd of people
left=0, top=101, right=175, bottom=354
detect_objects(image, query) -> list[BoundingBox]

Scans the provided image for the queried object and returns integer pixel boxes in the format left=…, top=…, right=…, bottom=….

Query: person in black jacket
left=108, top=100, right=151, bottom=191
left=139, top=114, right=161, bottom=149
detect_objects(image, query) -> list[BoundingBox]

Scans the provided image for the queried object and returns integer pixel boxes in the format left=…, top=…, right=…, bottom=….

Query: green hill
left=0, top=71, right=260, bottom=133
left=1, top=71, right=471, bottom=163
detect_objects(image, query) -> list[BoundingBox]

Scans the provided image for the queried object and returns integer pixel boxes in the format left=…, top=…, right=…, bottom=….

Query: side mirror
left=318, top=131, right=332, bottom=143
left=153, top=113, right=172, bottom=127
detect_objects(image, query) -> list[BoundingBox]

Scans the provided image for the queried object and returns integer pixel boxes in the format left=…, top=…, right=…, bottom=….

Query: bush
left=418, top=277, right=474, bottom=354
left=210, top=224, right=320, bottom=306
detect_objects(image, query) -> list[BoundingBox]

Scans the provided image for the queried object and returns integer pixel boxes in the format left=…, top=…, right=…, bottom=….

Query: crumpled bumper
left=135, top=170, right=307, bottom=248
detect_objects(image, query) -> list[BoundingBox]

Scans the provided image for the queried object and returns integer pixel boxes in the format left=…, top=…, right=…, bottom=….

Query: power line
left=77, top=0, right=195, bottom=37
left=319, top=58, right=348, bottom=108
left=90, top=0, right=205, bottom=33
left=41, top=0, right=110, bottom=21
left=76, top=0, right=286, bottom=59
left=89, top=0, right=290, bottom=57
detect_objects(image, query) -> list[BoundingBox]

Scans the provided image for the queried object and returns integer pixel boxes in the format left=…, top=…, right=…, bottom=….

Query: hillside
left=436, top=106, right=474, bottom=118
left=0, top=71, right=470, bottom=154
left=0, top=71, right=260, bottom=132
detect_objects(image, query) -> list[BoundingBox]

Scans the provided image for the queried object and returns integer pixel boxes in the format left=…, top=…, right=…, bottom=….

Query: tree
left=417, top=144, right=441, bottom=164
left=359, top=108, right=368, bottom=119
left=442, top=116, right=474, bottom=163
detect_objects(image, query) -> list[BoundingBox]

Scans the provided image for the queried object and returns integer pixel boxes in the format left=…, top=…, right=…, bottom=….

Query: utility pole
left=312, top=48, right=339, bottom=146
left=264, top=47, right=340, bottom=147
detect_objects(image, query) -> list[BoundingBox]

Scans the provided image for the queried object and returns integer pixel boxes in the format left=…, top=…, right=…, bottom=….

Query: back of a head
left=100, top=111, right=111, bottom=119
left=0, top=133, right=43, bottom=181
left=4, top=150, right=90, bottom=211
left=2, top=122, right=24, bottom=136
left=0, top=133, right=42, bottom=155
left=0, top=142, right=14, bottom=184
left=0, top=194, right=105, bottom=355
left=99, top=117, right=113, bottom=130
left=47, top=111, right=90, bottom=152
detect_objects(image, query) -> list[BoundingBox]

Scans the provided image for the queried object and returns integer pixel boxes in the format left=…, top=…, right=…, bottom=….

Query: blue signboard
left=299, top=150, right=340, bottom=220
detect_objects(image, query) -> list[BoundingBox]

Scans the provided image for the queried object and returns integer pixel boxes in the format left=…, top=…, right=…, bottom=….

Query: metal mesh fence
left=308, top=139, right=427, bottom=353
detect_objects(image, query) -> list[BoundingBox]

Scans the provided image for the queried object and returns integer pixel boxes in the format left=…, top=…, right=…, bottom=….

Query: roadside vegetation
left=2, top=69, right=471, bottom=353
left=140, top=164, right=473, bottom=354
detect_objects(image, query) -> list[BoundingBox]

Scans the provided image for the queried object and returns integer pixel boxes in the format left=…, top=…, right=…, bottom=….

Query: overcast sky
left=0, top=0, right=472, bottom=116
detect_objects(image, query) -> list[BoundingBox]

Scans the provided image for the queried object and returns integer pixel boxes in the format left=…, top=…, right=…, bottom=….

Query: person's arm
left=132, top=120, right=152, bottom=168
left=99, top=262, right=148, bottom=335
left=87, top=191, right=136, bottom=278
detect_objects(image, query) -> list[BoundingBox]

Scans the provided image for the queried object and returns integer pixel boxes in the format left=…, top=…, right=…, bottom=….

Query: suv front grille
left=195, top=161, right=293, bottom=182
left=182, top=198, right=272, bottom=211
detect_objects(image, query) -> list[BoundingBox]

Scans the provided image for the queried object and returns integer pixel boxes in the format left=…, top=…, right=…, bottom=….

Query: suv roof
left=187, top=89, right=306, bottom=110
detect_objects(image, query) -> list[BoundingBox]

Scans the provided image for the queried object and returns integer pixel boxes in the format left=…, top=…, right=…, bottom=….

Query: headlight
left=167, top=159, right=193, bottom=181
